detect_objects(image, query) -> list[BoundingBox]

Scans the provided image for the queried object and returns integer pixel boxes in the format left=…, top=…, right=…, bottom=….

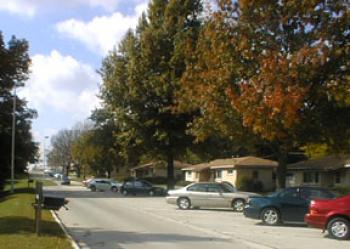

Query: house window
left=227, top=169, right=234, bottom=175
left=252, top=170, right=259, bottom=179
left=303, top=172, right=319, bottom=184
left=335, top=172, right=341, bottom=184
left=187, top=171, right=192, bottom=177
left=216, top=170, right=222, bottom=179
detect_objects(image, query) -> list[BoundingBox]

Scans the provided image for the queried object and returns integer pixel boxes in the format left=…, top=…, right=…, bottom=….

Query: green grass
left=0, top=180, right=73, bottom=249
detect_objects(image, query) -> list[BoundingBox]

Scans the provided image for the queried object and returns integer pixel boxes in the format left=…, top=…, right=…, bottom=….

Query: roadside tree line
left=49, top=0, right=350, bottom=189
left=0, top=32, right=38, bottom=190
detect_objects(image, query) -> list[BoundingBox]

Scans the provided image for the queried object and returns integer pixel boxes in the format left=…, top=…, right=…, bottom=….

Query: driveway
left=46, top=185, right=349, bottom=249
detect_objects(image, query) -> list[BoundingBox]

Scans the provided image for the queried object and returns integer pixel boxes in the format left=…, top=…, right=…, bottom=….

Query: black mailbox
left=43, top=196, right=68, bottom=210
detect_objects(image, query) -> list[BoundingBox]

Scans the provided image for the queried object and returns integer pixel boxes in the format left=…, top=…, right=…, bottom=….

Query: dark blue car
left=244, top=186, right=335, bottom=225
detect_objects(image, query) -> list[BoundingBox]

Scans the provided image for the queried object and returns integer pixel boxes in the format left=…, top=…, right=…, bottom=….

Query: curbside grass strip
left=51, top=211, right=86, bottom=249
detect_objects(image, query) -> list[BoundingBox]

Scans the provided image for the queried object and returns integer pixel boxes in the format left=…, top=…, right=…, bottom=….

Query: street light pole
left=10, top=87, right=16, bottom=193
left=43, top=136, right=49, bottom=170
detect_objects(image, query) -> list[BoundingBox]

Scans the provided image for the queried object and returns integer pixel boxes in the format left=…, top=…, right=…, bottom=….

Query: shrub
left=332, top=185, right=350, bottom=196
left=236, top=176, right=264, bottom=192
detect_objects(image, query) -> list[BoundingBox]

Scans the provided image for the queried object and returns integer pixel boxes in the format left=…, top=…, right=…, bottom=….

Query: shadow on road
left=44, top=187, right=165, bottom=199
left=69, top=227, right=229, bottom=247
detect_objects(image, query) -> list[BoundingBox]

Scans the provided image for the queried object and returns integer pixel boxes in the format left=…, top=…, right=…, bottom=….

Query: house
left=130, top=161, right=190, bottom=180
left=286, top=154, right=350, bottom=188
left=182, top=156, right=278, bottom=191
left=209, top=157, right=277, bottom=191
left=182, top=163, right=211, bottom=182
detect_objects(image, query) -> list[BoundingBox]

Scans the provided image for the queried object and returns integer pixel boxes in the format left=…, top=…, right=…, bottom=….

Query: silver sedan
left=166, top=182, right=260, bottom=211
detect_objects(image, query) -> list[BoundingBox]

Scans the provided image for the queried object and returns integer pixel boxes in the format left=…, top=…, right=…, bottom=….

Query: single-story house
left=209, top=157, right=277, bottom=191
left=286, top=154, right=350, bottom=188
left=182, top=156, right=277, bottom=191
left=182, top=163, right=211, bottom=182
left=130, top=161, right=191, bottom=180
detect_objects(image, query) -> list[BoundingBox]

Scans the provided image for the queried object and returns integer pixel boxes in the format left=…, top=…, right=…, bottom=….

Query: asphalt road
left=46, top=184, right=350, bottom=249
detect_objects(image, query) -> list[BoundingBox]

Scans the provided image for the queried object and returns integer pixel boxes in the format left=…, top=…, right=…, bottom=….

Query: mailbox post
left=33, top=181, right=68, bottom=236
left=34, top=181, right=43, bottom=235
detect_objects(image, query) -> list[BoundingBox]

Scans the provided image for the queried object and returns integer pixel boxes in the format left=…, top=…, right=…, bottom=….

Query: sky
left=0, top=0, right=149, bottom=149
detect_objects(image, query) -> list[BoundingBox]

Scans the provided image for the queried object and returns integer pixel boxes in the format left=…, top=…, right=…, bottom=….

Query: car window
left=207, top=184, right=221, bottom=193
left=278, top=188, right=299, bottom=198
left=142, top=181, right=152, bottom=187
left=187, top=184, right=207, bottom=192
left=300, top=188, right=335, bottom=200
left=134, top=181, right=143, bottom=187
left=220, top=184, right=234, bottom=193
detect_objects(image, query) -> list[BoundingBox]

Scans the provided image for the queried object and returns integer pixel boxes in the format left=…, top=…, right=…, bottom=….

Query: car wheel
left=177, top=197, right=191, bottom=210
left=261, top=207, right=280, bottom=226
left=122, top=189, right=128, bottom=196
left=232, top=199, right=245, bottom=212
left=90, top=185, right=96, bottom=192
left=327, top=217, right=350, bottom=240
left=111, top=186, right=118, bottom=192
left=149, top=190, right=155, bottom=196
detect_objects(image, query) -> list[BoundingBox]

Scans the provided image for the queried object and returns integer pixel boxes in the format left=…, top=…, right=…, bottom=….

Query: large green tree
left=99, top=0, right=204, bottom=189
left=178, top=0, right=350, bottom=188
left=0, top=32, right=38, bottom=190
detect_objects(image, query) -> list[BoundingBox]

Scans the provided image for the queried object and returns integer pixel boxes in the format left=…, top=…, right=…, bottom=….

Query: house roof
left=287, top=154, right=350, bottom=171
left=182, top=163, right=210, bottom=172
left=183, top=156, right=277, bottom=171
left=130, top=161, right=191, bottom=171
left=209, top=156, right=278, bottom=169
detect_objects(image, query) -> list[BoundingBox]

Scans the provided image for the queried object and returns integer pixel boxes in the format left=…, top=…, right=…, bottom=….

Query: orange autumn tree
left=178, top=0, right=350, bottom=188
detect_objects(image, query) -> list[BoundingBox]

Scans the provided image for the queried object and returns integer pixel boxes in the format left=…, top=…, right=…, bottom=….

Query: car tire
left=261, top=207, right=280, bottom=226
left=122, top=189, right=128, bottom=196
left=177, top=197, right=191, bottom=210
left=327, top=217, right=350, bottom=240
left=90, top=185, right=96, bottom=192
left=232, top=199, right=245, bottom=212
left=149, top=190, right=155, bottom=196
left=111, top=186, right=118, bottom=192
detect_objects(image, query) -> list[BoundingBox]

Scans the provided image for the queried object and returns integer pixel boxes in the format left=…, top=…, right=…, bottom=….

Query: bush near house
left=332, top=186, right=350, bottom=196
left=237, top=177, right=264, bottom=193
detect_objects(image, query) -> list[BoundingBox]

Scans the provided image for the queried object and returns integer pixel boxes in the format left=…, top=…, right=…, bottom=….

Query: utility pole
left=10, top=87, right=16, bottom=193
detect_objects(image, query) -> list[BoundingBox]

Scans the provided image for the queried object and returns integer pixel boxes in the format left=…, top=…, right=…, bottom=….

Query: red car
left=305, top=194, right=350, bottom=240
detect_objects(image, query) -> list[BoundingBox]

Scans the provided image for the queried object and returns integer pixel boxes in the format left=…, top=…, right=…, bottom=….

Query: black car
left=244, top=186, right=335, bottom=225
left=120, top=179, right=165, bottom=196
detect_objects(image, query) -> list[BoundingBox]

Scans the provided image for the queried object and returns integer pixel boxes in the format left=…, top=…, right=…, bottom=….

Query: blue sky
left=0, top=0, right=149, bottom=149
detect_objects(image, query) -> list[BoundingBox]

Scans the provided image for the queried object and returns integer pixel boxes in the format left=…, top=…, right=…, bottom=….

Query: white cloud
left=18, top=50, right=100, bottom=121
left=0, top=0, right=141, bottom=17
left=56, top=1, right=148, bottom=55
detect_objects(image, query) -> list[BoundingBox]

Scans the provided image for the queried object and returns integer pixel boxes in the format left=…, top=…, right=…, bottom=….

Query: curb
left=51, top=210, right=82, bottom=249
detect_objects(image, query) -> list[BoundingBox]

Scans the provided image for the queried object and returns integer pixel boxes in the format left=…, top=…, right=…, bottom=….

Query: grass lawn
left=0, top=179, right=73, bottom=249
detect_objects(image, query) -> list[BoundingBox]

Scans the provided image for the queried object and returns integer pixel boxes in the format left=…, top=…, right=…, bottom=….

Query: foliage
left=332, top=185, right=350, bottom=196
left=0, top=32, right=38, bottom=190
left=177, top=0, right=350, bottom=188
left=99, top=0, right=204, bottom=189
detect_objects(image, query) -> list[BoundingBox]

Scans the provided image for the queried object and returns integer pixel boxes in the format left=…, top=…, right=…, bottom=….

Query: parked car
left=166, top=182, right=260, bottom=211
left=83, top=178, right=94, bottom=187
left=244, top=186, right=335, bottom=225
left=89, top=179, right=122, bottom=192
left=120, top=179, right=165, bottom=196
left=60, top=175, right=71, bottom=185
left=305, top=194, right=350, bottom=240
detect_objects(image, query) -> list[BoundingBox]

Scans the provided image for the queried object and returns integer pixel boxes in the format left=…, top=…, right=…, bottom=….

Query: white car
left=88, top=179, right=122, bottom=192
left=166, top=182, right=260, bottom=211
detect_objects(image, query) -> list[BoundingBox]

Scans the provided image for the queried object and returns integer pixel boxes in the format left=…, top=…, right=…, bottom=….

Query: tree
left=99, top=0, right=204, bottom=189
left=178, top=0, right=350, bottom=188
left=0, top=32, right=38, bottom=190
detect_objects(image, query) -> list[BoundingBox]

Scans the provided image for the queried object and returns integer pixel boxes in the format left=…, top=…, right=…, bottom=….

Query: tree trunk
left=76, top=164, right=81, bottom=178
left=166, top=152, right=175, bottom=190
left=276, top=152, right=287, bottom=189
